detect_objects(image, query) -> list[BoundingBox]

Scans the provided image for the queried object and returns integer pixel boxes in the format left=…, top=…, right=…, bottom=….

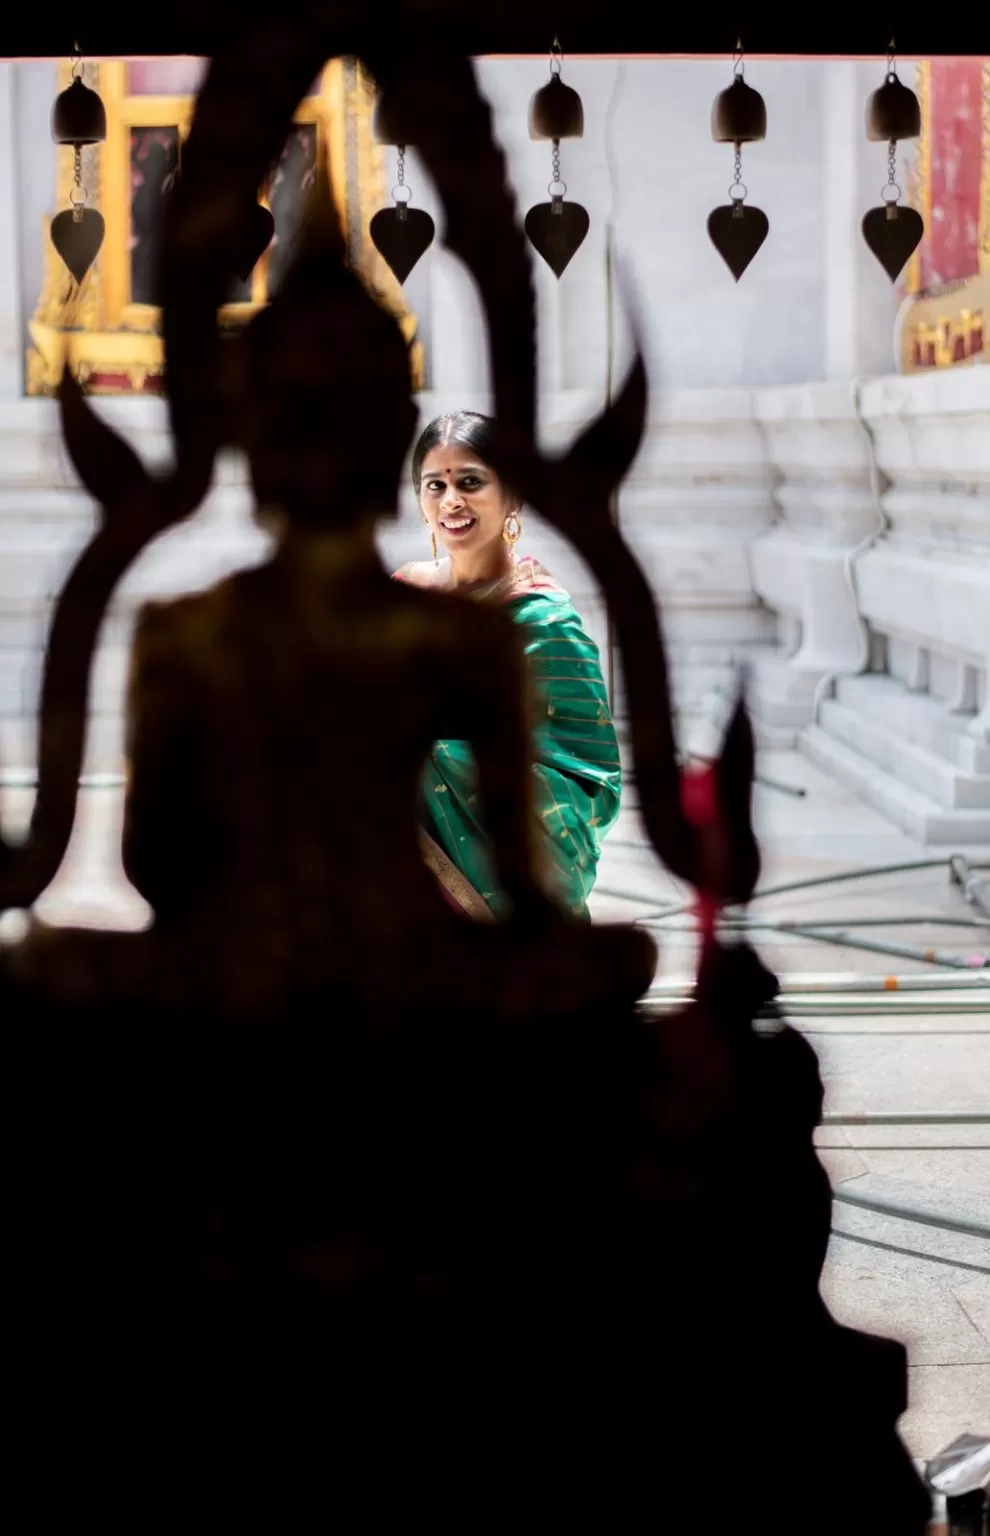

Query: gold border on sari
left=418, top=830, right=495, bottom=923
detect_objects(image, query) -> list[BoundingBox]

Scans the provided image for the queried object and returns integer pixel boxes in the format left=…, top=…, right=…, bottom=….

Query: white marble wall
left=417, top=57, right=837, bottom=395
left=0, top=384, right=776, bottom=772
left=746, top=380, right=881, bottom=734
left=0, top=65, right=25, bottom=397
left=3, top=61, right=57, bottom=389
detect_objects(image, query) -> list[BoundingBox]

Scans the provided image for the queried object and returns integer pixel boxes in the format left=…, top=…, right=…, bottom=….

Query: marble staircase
left=802, top=674, right=990, bottom=843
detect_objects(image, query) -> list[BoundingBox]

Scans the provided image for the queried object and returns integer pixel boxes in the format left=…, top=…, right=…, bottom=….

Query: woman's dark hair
left=411, top=411, right=499, bottom=491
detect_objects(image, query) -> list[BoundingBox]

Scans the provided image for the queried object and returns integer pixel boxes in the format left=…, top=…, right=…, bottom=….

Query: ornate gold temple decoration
left=28, top=58, right=423, bottom=395
left=899, top=59, right=990, bottom=370
left=902, top=60, right=930, bottom=298
left=901, top=270, right=990, bottom=372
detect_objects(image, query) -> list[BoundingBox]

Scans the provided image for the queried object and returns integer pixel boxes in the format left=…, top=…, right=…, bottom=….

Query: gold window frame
left=28, top=58, right=423, bottom=395
left=100, top=59, right=343, bottom=333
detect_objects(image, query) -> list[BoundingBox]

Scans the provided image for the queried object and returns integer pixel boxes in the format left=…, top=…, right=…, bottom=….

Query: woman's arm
left=445, top=606, right=555, bottom=923
left=518, top=600, right=623, bottom=911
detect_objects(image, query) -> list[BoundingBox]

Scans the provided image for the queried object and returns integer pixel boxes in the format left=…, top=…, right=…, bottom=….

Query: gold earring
left=431, top=531, right=438, bottom=562
left=502, top=511, right=522, bottom=547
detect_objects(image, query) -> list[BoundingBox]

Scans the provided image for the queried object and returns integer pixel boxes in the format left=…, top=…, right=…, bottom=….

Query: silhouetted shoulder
left=130, top=571, right=249, bottom=674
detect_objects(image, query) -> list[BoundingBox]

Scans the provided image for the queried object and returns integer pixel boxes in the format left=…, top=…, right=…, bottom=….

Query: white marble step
left=802, top=724, right=990, bottom=844
left=819, top=699, right=990, bottom=810
left=835, top=674, right=990, bottom=775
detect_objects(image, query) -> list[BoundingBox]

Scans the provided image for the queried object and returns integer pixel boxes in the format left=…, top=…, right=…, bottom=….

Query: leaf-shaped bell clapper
left=529, top=74, right=584, bottom=140
left=862, top=203, right=924, bottom=282
left=50, top=206, right=105, bottom=284
left=51, top=75, right=106, bottom=146
left=711, top=75, right=766, bottom=144
left=525, top=198, right=590, bottom=278
left=866, top=72, right=921, bottom=142
left=370, top=203, right=436, bottom=284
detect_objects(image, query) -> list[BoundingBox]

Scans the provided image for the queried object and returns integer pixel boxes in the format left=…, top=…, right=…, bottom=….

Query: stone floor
left=592, top=749, right=990, bottom=1467
left=5, top=750, right=989, bottom=1470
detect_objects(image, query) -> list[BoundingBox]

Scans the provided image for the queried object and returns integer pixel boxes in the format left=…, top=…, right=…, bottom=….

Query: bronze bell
left=866, top=72, right=921, bottom=142
left=372, top=91, right=411, bottom=147
left=529, top=75, right=584, bottom=141
left=711, top=75, right=766, bottom=144
left=51, top=75, right=106, bottom=146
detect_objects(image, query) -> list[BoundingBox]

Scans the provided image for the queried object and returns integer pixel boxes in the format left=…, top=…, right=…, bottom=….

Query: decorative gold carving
left=900, top=269, right=990, bottom=372
left=29, top=317, right=166, bottom=394
left=28, top=57, right=423, bottom=394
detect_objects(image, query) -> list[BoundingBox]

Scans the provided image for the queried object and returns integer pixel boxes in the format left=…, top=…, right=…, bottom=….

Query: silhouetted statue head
left=237, top=188, right=418, bottom=533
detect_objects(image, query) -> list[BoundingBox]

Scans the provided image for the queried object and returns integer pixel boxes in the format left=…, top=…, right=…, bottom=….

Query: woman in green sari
left=395, top=411, right=621, bottom=922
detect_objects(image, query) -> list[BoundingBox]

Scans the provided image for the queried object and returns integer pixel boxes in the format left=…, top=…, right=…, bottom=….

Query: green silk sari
left=397, top=556, right=621, bottom=920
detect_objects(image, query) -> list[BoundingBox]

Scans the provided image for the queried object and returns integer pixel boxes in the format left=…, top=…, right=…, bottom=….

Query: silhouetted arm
left=122, top=603, right=214, bottom=925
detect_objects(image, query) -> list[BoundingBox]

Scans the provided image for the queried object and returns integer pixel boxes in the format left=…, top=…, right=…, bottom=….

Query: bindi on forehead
left=422, top=461, right=487, bottom=480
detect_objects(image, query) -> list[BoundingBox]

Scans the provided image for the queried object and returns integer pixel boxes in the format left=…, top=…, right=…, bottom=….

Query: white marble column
left=823, top=62, right=901, bottom=384
left=0, top=65, right=23, bottom=399
left=612, top=389, right=776, bottom=746
left=746, top=382, right=880, bottom=739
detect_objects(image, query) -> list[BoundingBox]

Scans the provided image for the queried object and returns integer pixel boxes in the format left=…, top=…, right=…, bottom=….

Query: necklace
left=463, top=568, right=519, bottom=602
left=439, top=553, right=520, bottom=603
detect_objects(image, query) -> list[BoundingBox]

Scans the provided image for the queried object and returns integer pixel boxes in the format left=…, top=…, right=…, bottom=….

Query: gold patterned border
left=419, top=831, right=494, bottom=922
left=904, top=59, right=931, bottom=298
left=981, top=61, right=990, bottom=273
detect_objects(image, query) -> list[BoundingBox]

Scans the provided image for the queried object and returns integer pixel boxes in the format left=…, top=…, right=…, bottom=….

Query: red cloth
left=679, top=765, right=719, bottom=943
left=917, top=60, right=986, bottom=291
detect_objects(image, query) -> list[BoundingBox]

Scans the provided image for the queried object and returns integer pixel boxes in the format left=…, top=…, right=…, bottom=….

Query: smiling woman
left=394, top=410, right=622, bottom=921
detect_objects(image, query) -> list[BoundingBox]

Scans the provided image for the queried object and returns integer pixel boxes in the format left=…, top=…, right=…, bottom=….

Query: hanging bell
left=866, top=72, right=921, bottom=142
left=711, top=76, right=766, bottom=144
left=529, top=75, right=584, bottom=141
left=373, top=91, right=414, bottom=148
left=51, top=75, right=106, bottom=146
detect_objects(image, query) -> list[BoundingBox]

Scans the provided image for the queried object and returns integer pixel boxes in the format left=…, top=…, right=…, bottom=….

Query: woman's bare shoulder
left=392, top=560, right=441, bottom=589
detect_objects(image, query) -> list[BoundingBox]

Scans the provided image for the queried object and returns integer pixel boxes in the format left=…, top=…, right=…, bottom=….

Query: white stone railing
left=0, top=387, right=779, bottom=773
left=745, top=380, right=882, bottom=739
left=753, top=366, right=990, bottom=840
left=855, top=366, right=990, bottom=737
